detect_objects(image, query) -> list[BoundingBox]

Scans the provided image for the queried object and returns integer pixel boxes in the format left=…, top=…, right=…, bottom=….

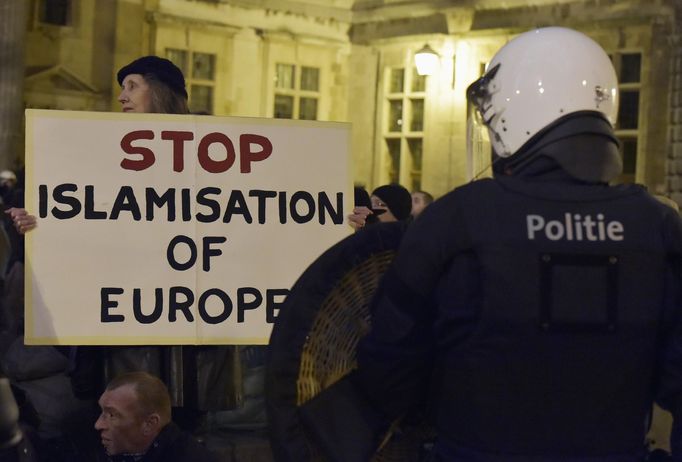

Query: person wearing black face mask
left=347, top=184, right=412, bottom=230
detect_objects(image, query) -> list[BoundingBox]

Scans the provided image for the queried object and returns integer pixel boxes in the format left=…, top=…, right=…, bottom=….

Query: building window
left=300, top=67, right=319, bottom=91
left=411, top=73, right=426, bottom=93
left=192, top=53, right=215, bottom=81
left=274, top=95, right=294, bottom=119
left=273, top=63, right=320, bottom=120
left=388, top=100, right=403, bottom=132
left=620, top=138, right=638, bottom=176
left=618, top=91, right=639, bottom=130
left=166, top=48, right=216, bottom=114
left=40, top=0, right=72, bottom=26
left=386, top=139, right=401, bottom=184
left=190, top=53, right=215, bottom=114
left=299, top=97, right=318, bottom=121
left=191, top=85, right=213, bottom=115
left=276, top=64, right=295, bottom=90
left=390, top=68, right=404, bottom=93
left=383, top=67, right=426, bottom=191
left=167, top=49, right=188, bottom=75
left=407, top=138, right=423, bottom=191
left=612, top=52, right=642, bottom=184
left=410, top=99, right=424, bottom=131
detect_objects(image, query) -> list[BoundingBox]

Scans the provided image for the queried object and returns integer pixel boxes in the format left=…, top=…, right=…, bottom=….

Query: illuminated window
left=166, top=49, right=188, bottom=75
left=384, top=67, right=427, bottom=191
left=390, top=68, right=404, bottom=93
left=388, top=100, right=403, bottom=132
left=299, top=97, right=318, bottom=121
left=386, top=139, right=401, bottom=184
left=274, top=95, right=294, bottom=119
left=191, top=85, right=213, bottom=115
left=276, top=64, right=295, bottom=90
left=273, top=63, right=320, bottom=120
left=166, top=48, right=216, bottom=114
left=300, top=67, right=319, bottom=91
left=192, top=53, right=215, bottom=80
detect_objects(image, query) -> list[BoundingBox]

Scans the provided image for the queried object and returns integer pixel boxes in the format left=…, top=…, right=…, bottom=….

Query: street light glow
left=415, top=44, right=439, bottom=76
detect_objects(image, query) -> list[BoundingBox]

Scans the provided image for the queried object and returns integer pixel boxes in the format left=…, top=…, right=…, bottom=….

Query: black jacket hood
left=493, top=112, right=622, bottom=184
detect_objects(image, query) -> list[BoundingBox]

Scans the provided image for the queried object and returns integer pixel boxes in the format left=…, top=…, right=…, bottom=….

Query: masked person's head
left=0, top=170, right=17, bottom=200
left=94, top=372, right=172, bottom=456
left=466, top=27, right=621, bottom=183
left=117, top=56, right=189, bottom=115
left=371, top=184, right=412, bottom=223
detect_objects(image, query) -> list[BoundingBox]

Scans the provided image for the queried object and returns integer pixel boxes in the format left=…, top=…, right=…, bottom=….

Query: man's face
left=118, top=74, right=153, bottom=113
left=411, top=192, right=428, bottom=217
left=94, top=384, right=150, bottom=455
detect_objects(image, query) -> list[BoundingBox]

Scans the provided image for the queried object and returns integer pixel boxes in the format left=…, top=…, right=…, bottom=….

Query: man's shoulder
left=447, top=177, right=501, bottom=201
left=168, top=433, right=220, bottom=460
left=147, top=424, right=222, bottom=462
left=429, top=178, right=500, bottom=212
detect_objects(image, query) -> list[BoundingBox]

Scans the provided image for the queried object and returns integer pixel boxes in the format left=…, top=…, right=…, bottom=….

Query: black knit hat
left=117, top=56, right=187, bottom=99
left=372, top=184, right=412, bottom=221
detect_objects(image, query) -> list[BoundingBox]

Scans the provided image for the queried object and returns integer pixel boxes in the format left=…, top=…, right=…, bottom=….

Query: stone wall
left=0, top=0, right=27, bottom=169
left=19, top=0, right=682, bottom=196
left=669, top=1, right=682, bottom=206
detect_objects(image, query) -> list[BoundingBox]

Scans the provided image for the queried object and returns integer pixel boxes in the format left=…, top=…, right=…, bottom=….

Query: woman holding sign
left=8, top=55, right=189, bottom=231
left=7, top=56, right=242, bottom=433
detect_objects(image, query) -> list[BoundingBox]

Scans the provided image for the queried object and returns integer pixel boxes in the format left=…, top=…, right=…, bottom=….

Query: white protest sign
left=24, top=109, right=352, bottom=345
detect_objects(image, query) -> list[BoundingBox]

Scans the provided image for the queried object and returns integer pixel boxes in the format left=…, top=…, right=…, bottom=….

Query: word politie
left=527, top=213, right=624, bottom=242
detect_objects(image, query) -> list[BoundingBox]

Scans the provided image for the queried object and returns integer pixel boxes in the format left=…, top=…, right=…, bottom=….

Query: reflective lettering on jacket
left=526, top=213, right=624, bottom=241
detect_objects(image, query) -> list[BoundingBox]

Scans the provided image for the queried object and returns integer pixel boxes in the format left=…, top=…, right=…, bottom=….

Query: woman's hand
left=347, top=206, right=373, bottom=230
left=6, top=208, right=37, bottom=234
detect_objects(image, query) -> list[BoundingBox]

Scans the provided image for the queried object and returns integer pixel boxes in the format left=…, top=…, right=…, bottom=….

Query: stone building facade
left=19, top=0, right=682, bottom=201
left=668, top=0, right=682, bottom=205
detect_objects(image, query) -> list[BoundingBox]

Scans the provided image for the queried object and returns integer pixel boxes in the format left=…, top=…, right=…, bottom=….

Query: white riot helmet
left=467, top=27, right=619, bottom=158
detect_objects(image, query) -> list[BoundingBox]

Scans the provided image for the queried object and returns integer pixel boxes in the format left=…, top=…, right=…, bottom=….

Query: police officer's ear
left=142, top=413, right=161, bottom=435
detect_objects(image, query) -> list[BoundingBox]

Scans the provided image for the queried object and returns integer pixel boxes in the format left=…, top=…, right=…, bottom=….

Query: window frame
left=273, top=62, right=321, bottom=121
left=166, top=48, right=217, bottom=115
left=381, top=64, right=427, bottom=190
left=611, top=51, right=643, bottom=184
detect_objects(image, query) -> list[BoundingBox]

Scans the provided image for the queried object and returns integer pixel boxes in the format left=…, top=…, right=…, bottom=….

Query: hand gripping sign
left=24, top=110, right=352, bottom=345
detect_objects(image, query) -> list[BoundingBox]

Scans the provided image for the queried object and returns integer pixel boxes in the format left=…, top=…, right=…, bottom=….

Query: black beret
left=117, top=56, right=187, bottom=99
left=372, top=183, right=412, bottom=221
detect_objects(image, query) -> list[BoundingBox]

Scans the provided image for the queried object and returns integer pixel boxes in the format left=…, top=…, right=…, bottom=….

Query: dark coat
left=109, top=423, right=221, bottom=462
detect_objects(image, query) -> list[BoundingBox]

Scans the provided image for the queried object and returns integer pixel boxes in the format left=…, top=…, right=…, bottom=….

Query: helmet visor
left=466, top=101, right=494, bottom=180
left=466, top=63, right=500, bottom=127
left=466, top=63, right=500, bottom=180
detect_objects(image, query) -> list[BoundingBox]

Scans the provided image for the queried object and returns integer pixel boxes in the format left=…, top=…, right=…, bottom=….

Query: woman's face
left=118, top=74, right=153, bottom=113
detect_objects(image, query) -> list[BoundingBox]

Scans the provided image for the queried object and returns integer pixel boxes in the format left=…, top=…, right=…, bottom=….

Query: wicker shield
left=267, top=221, right=433, bottom=462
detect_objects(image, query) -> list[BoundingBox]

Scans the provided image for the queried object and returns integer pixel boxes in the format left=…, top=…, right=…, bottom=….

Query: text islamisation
left=37, top=184, right=344, bottom=225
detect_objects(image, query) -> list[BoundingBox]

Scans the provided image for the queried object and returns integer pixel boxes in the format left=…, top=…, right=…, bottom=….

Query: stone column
left=0, top=0, right=27, bottom=170
left=668, top=1, right=682, bottom=207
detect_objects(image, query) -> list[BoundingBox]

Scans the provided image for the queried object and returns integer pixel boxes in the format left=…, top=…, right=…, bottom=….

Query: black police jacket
left=356, top=164, right=682, bottom=459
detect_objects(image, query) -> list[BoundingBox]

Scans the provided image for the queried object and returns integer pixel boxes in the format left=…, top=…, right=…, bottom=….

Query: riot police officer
left=355, top=27, right=682, bottom=461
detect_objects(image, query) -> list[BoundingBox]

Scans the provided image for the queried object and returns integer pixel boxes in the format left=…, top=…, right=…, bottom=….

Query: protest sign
left=24, top=109, right=352, bottom=345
